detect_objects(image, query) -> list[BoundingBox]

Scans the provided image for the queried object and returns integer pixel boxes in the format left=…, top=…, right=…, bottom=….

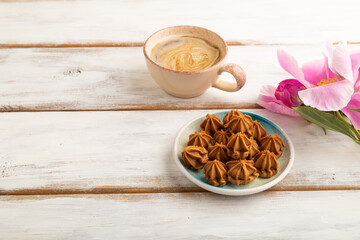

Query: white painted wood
left=0, top=110, right=359, bottom=193
left=0, top=0, right=359, bottom=45
left=1, top=191, right=360, bottom=239
left=2, top=45, right=360, bottom=110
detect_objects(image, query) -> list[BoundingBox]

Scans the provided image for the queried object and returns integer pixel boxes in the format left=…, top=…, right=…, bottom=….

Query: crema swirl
left=151, top=36, right=220, bottom=71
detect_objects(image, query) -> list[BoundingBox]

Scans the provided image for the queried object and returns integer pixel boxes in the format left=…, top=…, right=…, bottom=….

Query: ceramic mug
left=143, top=25, right=246, bottom=98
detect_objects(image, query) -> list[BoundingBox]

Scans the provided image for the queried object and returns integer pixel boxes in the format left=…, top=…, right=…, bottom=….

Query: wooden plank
left=1, top=110, right=359, bottom=194
left=1, top=0, right=360, bottom=46
left=1, top=191, right=360, bottom=239
left=3, top=45, right=360, bottom=111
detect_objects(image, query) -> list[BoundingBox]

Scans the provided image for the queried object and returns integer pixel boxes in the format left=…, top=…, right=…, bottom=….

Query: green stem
left=336, top=111, right=360, bottom=140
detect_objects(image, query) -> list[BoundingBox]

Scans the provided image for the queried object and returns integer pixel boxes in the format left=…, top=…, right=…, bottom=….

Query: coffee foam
left=151, top=36, right=220, bottom=71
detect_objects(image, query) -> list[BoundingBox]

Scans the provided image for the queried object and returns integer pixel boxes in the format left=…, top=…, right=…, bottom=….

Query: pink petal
left=324, top=58, right=337, bottom=79
left=342, top=92, right=360, bottom=130
left=355, top=75, right=360, bottom=92
left=322, top=41, right=344, bottom=80
left=331, top=42, right=353, bottom=82
left=277, top=49, right=311, bottom=88
left=351, top=51, right=360, bottom=80
left=301, top=59, right=328, bottom=85
left=298, top=80, right=354, bottom=111
left=350, top=51, right=360, bottom=91
left=322, top=40, right=334, bottom=65
left=257, top=85, right=300, bottom=117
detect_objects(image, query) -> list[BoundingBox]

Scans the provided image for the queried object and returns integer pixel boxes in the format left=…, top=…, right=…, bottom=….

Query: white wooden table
left=1, top=0, right=360, bottom=239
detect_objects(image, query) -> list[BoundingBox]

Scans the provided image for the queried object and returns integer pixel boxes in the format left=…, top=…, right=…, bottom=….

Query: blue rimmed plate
left=173, top=111, right=294, bottom=196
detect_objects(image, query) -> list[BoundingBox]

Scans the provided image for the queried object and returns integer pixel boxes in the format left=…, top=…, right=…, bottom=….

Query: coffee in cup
left=143, top=25, right=246, bottom=98
left=151, top=36, right=220, bottom=71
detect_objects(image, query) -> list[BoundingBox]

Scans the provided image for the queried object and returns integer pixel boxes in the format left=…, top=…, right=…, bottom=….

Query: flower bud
left=275, top=79, right=305, bottom=108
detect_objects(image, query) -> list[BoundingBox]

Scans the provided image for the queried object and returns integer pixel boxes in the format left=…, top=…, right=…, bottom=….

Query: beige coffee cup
left=143, top=25, right=246, bottom=98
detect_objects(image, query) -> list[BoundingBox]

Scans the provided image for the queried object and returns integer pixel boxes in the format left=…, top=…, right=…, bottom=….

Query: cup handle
left=212, top=63, right=246, bottom=92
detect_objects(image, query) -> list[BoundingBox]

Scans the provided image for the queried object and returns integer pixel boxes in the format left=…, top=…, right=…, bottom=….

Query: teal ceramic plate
left=173, top=111, right=294, bottom=196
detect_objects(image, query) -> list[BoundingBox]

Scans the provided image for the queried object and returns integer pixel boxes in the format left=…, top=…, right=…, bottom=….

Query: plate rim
left=172, top=110, right=295, bottom=196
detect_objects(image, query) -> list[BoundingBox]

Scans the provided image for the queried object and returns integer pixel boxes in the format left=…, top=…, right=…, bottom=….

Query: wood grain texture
left=0, top=110, right=359, bottom=194
left=2, top=45, right=360, bottom=111
left=1, top=191, right=360, bottom=239
left=1, top=0, right=360, bottom=45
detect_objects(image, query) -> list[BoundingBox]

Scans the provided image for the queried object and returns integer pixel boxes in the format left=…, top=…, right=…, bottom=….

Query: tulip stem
left=336, top=111, right=360, bottom=141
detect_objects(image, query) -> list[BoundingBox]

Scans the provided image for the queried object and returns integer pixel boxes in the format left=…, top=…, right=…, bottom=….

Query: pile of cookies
left=181, top=110, right=285, bottom=187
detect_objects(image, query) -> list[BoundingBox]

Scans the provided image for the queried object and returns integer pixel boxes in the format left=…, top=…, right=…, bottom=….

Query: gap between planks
left=0, top=0, right=77, bottom=2
left=0, top=41, right=356, bottom=49
left=1, top=186, right=360, bottom=196
left=0, top=104, right=262, bottom=113
left=0, top=41, right=272, bottom=48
